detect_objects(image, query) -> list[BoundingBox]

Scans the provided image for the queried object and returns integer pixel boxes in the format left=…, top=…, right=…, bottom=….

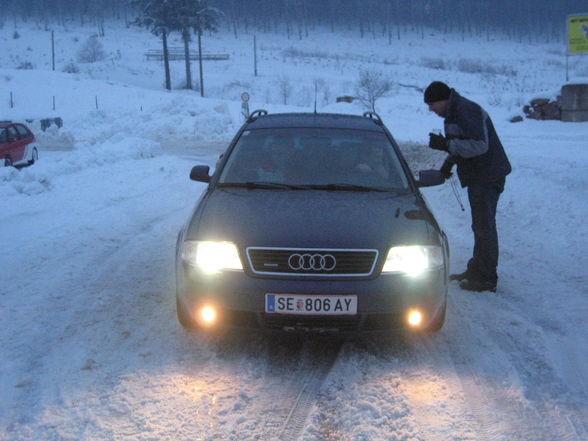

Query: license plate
left=265, top=294, right=357, bottom=315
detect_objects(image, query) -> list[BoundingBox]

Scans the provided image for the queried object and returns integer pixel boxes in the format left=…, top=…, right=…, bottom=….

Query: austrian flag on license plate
left=265, top=294, right=357, bottom=315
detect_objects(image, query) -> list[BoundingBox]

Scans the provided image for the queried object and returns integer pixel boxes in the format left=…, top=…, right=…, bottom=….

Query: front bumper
left=177, top=264, right=447, bottom=333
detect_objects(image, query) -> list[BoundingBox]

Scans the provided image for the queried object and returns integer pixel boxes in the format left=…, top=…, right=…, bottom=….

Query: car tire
left=29, top=148, right=38, bottom=165
left=4, top=156, right=12, bottom=167
left=424, top=298, right=446, bottom=333
left=176, top=294, right=199, bottom=330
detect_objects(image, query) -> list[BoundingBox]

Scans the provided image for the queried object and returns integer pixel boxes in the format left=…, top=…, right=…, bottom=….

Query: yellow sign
left=568, top=14, right=588, bottom=54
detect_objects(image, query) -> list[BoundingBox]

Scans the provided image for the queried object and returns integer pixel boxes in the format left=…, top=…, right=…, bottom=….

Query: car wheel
left=176, top=294, right=199, bottom=330
left=29, top=148, right=38, bottom=165
left=424, top=298, right=446, bottom=333
left=4, top=156, right=12, bottom=167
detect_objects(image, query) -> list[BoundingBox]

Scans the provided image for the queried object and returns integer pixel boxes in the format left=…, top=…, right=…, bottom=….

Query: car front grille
left=262, top=313, right=360, bottom=332
left=218, top=309, right=405, bottom=333
left=246, top=247, right=379, bottom=277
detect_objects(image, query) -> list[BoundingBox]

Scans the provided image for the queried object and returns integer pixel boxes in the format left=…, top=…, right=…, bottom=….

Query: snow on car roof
left=245, top=112, right=386, bottom=131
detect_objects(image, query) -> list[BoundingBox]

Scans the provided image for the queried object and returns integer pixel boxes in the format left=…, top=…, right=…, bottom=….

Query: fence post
left=95, top=96, right=99, bottom=110
left=52, top=96, right=56, bottom=111
left=254, top=35, right=258, bottom=77
left=51, top=30, right=56, bottom=71
left=10, top=91, right=14, bottom=108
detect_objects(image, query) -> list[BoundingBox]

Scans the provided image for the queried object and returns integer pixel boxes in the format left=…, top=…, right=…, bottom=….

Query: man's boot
left=449, top=270, right=470, bottom=282
left=459, top=279, right=497, bottom=293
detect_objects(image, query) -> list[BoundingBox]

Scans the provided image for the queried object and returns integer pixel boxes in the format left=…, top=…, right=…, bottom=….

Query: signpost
left=566, top=14, right=588, bottom=81
left=241, top=92, right=250, bottom=121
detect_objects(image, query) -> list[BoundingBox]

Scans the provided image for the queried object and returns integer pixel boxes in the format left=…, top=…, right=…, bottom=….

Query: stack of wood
left=524, top=98, right=561, bottom=120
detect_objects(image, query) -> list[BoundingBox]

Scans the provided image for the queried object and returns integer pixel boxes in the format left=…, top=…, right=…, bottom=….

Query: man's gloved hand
left=428, top=133, right=448, bottom=152
left=440, top=161, right=454, bottom=179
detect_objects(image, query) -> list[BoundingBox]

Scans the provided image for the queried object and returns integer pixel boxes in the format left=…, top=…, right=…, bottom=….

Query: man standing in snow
left=424, top=81, right=511, bottom=292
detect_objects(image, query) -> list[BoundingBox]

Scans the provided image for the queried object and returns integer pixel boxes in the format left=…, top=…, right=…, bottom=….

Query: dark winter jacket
left=442, top=90, right=511, bottom=187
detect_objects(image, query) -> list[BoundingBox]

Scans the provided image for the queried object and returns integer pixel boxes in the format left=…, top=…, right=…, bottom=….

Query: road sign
left=568, top=14, right=588, bottom=54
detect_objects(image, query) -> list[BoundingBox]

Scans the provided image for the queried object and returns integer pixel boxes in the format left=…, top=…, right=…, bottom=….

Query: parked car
left=0, top=121, right=39, bottom=167
left=175, top=111, right=449, bottom=335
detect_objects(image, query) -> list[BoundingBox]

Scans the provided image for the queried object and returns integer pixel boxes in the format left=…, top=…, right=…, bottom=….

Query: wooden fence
left=144, top=47, right=230, bottom=61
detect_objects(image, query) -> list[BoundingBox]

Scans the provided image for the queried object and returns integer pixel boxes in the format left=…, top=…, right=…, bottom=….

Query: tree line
left=215, top=0, right=586, bottom=43
left=3, top=0, right=586, bottom=44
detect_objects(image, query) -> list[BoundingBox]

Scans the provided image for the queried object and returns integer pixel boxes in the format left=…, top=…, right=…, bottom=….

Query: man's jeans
left=466, top=180, right=505, bottom=283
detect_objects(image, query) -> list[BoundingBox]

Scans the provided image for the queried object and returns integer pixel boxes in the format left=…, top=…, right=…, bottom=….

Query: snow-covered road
left=2, top=124, right=587, bottom=440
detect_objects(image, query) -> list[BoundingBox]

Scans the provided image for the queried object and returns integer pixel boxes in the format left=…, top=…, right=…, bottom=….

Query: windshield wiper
left=218, top=181, right=308, bottom=190
left=304, top=183, right=394, bottom=192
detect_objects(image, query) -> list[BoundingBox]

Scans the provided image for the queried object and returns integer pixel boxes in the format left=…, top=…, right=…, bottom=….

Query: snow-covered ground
left=1, top=20, right=588, bottom=441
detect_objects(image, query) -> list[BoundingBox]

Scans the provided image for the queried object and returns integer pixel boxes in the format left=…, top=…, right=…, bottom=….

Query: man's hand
left=428, top=133, right=448, bottom=152
left=440, top=160, right=454, bottom=179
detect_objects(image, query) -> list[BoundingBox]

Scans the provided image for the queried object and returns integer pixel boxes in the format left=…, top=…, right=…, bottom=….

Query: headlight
left=382, top=245, right=443, bottom=276
left=181, top=240, right=243, bottom=273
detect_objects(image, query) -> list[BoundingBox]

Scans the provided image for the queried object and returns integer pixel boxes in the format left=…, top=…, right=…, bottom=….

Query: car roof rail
left=247, top=109, right=268, bottom=123
left=362, top=111, right=383, bottom=125
left=0, top=120, right=12, bottom=124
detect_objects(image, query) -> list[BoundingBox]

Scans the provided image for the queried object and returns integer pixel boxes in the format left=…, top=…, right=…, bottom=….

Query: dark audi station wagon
left=175, top=111, right=449, bottom=334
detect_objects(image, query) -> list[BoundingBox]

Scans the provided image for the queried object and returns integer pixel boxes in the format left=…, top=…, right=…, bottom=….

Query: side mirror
left=190, top=165, right=211, bottom=182
left=416, top=169, right=445, bottom=188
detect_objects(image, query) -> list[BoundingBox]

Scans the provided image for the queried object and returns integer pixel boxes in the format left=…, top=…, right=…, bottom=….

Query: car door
left=0, top=128, right=8, bottom=163
left=6, top=125, right=25, bottom=162
left=15, top=124, right=34, bottom=161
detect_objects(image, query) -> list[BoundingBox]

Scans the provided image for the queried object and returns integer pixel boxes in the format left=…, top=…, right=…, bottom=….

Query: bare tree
left=278, top=75, right=292, bottom=105
left=355, top=69, right=392, bottom=112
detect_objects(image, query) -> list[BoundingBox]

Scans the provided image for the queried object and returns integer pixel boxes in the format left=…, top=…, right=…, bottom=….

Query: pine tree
left=168, top=0, right=222, bottom=94
left=131, top=0, right=175, bottom=90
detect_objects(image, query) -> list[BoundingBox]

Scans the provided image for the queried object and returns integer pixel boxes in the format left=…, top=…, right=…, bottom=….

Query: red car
left=1, top=121, right=39, bottom=167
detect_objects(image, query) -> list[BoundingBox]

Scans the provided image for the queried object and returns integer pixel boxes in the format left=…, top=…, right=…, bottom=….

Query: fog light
left=200, top=306, right=217, bottom=325
left=407, top=309, right=423, bottom=327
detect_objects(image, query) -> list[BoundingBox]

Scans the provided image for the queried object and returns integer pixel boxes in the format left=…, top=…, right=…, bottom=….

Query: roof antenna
left=313, top=80, right=318, bottom=114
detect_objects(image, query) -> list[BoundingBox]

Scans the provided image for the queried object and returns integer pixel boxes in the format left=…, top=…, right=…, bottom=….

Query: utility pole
left=198, top=27, right=204, bottom=97
left=254, top=35, right=258, bottom=77
left=51, top=30, right=55, bottom=71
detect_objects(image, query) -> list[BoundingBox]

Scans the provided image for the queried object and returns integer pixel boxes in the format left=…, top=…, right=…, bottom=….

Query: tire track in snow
left=304, top=336, right=431, bottom=441
left=481, top=325, right=588, bottom=441
left=276, top=339, right=342, bottom=441
left=202, top=335, right=343, bottom=441
left=413, top=319, right=587, bottom=441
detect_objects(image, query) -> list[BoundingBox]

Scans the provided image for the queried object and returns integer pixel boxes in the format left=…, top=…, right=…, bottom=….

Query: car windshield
left=219, top=128, right=409, bottom=190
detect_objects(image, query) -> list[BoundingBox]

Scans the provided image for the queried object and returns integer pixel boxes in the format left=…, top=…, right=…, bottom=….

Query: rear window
left=0, top=129, right=7, bottom=143
left=219, top=128, right=409, bottom=190
left=15, top=124, right=31, bottom=139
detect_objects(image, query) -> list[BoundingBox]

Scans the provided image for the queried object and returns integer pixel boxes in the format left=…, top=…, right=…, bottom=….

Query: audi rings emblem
left=288, top=253, right=337, bottom=271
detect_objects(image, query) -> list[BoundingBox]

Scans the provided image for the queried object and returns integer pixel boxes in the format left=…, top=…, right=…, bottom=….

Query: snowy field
left=1, top=19, right=588, bottom=441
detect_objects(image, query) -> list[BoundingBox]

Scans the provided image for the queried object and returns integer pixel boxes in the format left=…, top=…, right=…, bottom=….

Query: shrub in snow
left=77, top=36, right=106, bottom=63
left=278, top=75, right=292, bottom=104
left=457, top=58, right=517, bottom=77
left=282, top=47, right=330, bottom=60
left=421, top=57, right=449, bottom=70
left=17, top=61, right=34, bottom=70
left=63, top=63, right=80, bottom=74
left=13, top=31, right=20, bottom=39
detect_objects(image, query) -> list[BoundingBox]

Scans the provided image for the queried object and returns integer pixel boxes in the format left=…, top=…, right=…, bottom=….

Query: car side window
left=7, top=127, right=18, bottom=140
left=16, top=125, right=31, bottom=139
left=0, top=129, right=7, bottom=143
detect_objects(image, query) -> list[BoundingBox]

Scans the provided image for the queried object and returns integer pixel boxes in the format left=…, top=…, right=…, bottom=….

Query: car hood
left=186, top=188, right=435, bottom=250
